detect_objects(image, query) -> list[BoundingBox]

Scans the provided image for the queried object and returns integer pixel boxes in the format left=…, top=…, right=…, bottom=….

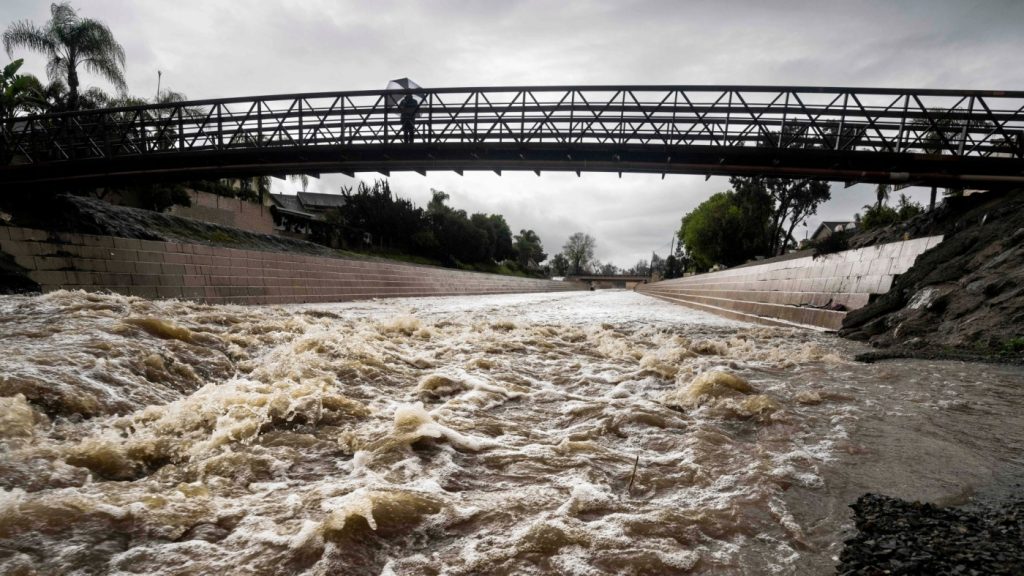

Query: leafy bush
left=1001, top=337, right=1024, bottom=356
left=860, top=204, right=900, bottom=230
left=858, top=194, right=925, bottom=230
left=811, top=230, right=849, bottom=258
left=896, top=194, right=924, bottom=221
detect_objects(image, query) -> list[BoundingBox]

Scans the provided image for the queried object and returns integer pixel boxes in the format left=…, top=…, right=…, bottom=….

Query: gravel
left=838, top=493, right=1024, bottom=575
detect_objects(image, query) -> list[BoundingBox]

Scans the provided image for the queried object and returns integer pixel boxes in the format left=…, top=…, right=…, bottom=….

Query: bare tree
left=561, top=232, right=596, bottom=275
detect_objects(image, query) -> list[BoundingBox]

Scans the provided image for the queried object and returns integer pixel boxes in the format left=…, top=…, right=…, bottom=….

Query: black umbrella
left=386, top=78, right=424, bottom=109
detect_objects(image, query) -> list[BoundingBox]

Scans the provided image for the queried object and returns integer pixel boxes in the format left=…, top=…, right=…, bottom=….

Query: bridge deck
left=3, top=85, right=1023, bottom=189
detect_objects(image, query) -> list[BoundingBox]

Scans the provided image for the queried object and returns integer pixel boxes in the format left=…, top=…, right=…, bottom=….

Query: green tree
left=549, top=253, right=569, bottom=276
left=2, top=59, right=45, bottom=163
left=487, top=215, right=515, bottom=262
left=513, top=229, right=546, bottom=270
left=678, top=191, right=762, bottom=271
left=629, top=259, right=649, bottom=276
left=338, top=179, right=426, bottom=252
left=18, top=77, right=117, bottom=113
left=895, top=193, right=924, bottom=221
left=237, top=176, right=272, bottom=205
left=561, top=232, right=595, bottom=275
left=650, top=253, right=666, bottom=278
left=858, top=204, right=899, bottom=230
left=857, top=193, right=923, bottom=230
left=728, top=176, right=830, bottom=257
left=426, top=189, right=488, bottom=265
left=4, top=2, right=127, bottom=111
left=780, top=180, right=831, bottom=254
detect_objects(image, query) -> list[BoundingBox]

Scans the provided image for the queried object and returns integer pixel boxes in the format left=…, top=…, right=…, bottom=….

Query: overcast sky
left=4, top=0, right=1023, bottom=266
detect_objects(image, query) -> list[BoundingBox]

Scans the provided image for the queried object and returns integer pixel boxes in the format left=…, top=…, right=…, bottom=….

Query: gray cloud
left=3, top=0, right=1021, bottom=265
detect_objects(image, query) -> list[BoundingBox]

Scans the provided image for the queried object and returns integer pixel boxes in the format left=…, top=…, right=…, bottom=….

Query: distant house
left=269, top=192, right=347, bottom=239
left=810, top=221, right=857, bottom=243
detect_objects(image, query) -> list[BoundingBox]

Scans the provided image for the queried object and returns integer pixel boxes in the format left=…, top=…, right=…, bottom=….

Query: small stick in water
left=627, top=453, right=640, bottom=494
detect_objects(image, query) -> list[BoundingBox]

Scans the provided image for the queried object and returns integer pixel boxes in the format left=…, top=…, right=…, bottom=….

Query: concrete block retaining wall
left=637, top=235, right=944, bottom=330
left=0, top=227, right=583, bottom=305
left=167, top=189, right=275, bottom=235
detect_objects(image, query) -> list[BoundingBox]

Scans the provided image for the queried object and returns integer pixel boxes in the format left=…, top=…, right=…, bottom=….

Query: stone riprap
left=637, top=236, right=943, bottom=330
left=838, top=493, right=1024, bottom=575
left=0, top=227, right=583, bottom=304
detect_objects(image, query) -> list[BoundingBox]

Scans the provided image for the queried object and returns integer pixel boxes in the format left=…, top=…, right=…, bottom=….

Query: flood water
left=1, top=290, right=1022, bottom=575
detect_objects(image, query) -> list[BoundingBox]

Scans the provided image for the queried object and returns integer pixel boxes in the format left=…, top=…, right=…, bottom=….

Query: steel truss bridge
left=2, top=85, right=1023, bottom=190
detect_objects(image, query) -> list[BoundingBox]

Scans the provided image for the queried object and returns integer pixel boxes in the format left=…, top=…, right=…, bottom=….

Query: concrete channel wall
left=637, top=236, right=944, bottom=330
left=167, top=189, right=275, bottom=235
left=0, top=227, right=583, bottom=304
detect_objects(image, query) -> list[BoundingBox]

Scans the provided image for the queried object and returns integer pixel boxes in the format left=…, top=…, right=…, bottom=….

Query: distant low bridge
left=2, top=84, right=1023, bottom=190
left=565, top=275, right=649, bottom=289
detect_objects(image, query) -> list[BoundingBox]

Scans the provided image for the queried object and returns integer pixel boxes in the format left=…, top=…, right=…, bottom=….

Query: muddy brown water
left=0, top=290, right=1021, bottom=575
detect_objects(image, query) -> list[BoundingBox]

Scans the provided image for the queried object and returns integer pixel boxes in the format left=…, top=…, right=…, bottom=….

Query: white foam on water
left=3, top=289, right=1020, bottom=574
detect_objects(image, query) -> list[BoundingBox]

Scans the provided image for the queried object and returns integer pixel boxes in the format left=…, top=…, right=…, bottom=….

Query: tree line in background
left=543, top=232, right=687, bottom=281
left=317, top=179, right=548, bottom=276
left=676, top=175, right=934, bottom=273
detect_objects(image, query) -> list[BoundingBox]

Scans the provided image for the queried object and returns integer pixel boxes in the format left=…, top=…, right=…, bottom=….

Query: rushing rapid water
left=0, top=290, right=1021, bottom=575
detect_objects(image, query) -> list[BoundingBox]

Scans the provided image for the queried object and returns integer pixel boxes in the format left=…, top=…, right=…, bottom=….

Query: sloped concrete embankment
left=636, top=236, right=942, bottom=330
left=0, top=227, right=583, bottom=304
left=841, top=189, right=1024, bottom=357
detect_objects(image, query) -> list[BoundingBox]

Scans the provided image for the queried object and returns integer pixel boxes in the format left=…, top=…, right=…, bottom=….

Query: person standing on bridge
left=399, top=92, right=419, bottom=143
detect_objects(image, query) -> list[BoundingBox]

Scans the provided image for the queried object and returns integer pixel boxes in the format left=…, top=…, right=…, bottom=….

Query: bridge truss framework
left=2, top=85, right=1023, bottom=189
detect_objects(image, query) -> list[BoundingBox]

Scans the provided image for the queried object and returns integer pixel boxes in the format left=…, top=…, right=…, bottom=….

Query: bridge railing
left=5, top=86, right=1024, bottom=164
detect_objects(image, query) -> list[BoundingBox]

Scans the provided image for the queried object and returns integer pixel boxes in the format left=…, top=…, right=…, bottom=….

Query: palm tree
left=3, top=2, right=127, bottom=111
left=290, top=174, right=310, bottom=192
left=875, top=183, right=890, bottom=210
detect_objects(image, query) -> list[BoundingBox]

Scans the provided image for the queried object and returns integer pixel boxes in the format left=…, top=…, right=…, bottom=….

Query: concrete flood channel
left=0, top=289, right=1022, bottom=574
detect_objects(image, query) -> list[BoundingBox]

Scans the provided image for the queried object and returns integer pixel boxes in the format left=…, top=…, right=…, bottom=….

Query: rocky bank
left=840, top=188, right=1024, bottom=362
left=838, top=493, right=1024, bottom=575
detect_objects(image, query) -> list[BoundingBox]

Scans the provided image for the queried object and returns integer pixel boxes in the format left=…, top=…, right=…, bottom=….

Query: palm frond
left=3, top=20, right=55, bottom=58
left=77, top=18, right=126, bottom=69
left=44, top=56, right=68, bottom=83
left=290, top=174, right=310, bottom=191
left=49, top=3, right=79, bottom=32
left=80, top=55, right=127, bottom=92
left=152, top=89, right=205, bottom=119
left=78, top=86, right=113, bottom=109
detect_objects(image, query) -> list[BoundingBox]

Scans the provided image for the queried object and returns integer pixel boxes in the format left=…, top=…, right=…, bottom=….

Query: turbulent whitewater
left=1, top=290, right=1022, bottom=575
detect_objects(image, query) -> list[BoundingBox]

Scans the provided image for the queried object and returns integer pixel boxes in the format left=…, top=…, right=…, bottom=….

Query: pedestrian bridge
left=2, top=84, right=1023, bottom=190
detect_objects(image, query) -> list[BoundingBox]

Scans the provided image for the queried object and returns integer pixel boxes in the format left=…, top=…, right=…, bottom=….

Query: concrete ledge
left=2, top=226, right=584, bottom=304
left=638, top=236, right=943, bottom=330
left=643, top=292, right=805, bottom=330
